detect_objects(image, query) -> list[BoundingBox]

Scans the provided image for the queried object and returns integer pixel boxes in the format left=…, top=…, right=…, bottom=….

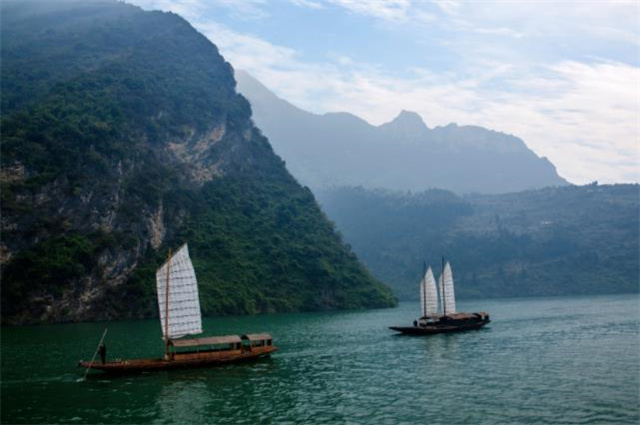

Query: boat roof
left=447, top=313, right=478, bottom=320
left=241, top=333, right=272, bottom=341
left=171, top=335, right=242, bottom=347
left=420, top=312, right=489, bottom=320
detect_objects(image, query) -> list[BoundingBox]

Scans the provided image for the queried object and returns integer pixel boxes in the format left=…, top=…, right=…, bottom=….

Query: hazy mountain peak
left=379, top=110, right=429, bottom=141
left=236, top=72, right=569, bottom=194
left=394, top=110, right=429, bottom=128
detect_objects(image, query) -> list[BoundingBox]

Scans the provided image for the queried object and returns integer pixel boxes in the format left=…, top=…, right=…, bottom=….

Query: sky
left=129, top=0, right=639, bottom=185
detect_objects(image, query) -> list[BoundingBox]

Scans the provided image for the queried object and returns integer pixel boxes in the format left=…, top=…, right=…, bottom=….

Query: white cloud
left=472, top=27, right=524, bottom=39
left=290, top=0, right=325, bottom=10
left=328, top=0, right=412, bottom=21
left=130, top=0, right=269, bottom=21
left=211, top=0, right=269, bottom=20
left=198, top=22, right=298, bottom=71
left=431, top=0, right=461, bottom=16
left=444, top=1, right=639, bottom=47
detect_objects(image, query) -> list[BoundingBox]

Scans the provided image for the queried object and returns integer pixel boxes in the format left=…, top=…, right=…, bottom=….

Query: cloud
left=290, top=0, right=325, bottom=10
left=198, top=22, right=298, bottom=71
left=328, top=0, right=412, bottom=21
left=472, top=27, right=524, bottom=39
left=131, top=0, right=269, bottom=21
left=210, top=0, right=270, bottom=20
left=441, top=1, right=639, bottom=48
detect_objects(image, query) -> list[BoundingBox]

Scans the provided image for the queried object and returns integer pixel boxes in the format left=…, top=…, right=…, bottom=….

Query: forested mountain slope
left=317, top=184, right=639, bottom=300
left=0, top=0, right=395, bottom=325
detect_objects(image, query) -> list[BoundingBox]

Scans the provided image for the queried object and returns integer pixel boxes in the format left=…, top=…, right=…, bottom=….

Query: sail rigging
left=420, top=267, right=439, bottom=317
left=156, top=244, right=203, bottom=340
left=438, top=262, right=456, bottom=315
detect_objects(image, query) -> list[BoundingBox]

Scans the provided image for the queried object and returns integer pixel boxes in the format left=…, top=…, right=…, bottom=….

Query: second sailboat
left=390, top=257, right=490, bottom=335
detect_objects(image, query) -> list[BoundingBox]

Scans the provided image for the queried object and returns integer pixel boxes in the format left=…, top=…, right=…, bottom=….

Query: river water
left=2, top=294, right=638, bottom=424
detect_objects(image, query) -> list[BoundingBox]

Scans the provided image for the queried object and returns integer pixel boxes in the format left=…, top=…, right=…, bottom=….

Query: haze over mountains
left=317, top=184, right=639, bottom=300
left=237, top=70, right=637, bottom=302
left=236, top=70, right=568, bottom=195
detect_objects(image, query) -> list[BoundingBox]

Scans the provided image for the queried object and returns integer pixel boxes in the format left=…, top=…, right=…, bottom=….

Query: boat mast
left=164, top=249, right=172, bottom=359
left=441, top=255, right=446, bottom=317
left=422, top=260, right=427, bottom=318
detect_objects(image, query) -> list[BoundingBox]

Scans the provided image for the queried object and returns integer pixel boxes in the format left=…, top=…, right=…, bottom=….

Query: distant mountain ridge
left=236, top=70, right=568, bottom=194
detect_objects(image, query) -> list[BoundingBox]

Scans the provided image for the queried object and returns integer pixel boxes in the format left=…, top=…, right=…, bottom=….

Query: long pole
left=83, top=328, right=108, bottom=380
left=441, top=255, right=446, bottom=317
left=421, top=261, right=427, bottom=318
left=164, top=249, right=172, bottom=359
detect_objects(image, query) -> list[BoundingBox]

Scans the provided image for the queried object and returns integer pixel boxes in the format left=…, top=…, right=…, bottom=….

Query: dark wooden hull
left=390, top=319, right=490, bottom=335
left=78, top=346, right=277, bottom=374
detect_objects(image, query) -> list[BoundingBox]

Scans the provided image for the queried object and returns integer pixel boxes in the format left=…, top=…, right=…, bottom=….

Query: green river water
left=2, top=295, right=639, bottom=424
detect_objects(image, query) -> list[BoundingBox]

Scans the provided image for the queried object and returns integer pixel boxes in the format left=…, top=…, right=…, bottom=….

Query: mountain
left=236, top=70, right=568, bottom=194
left=316, top=184, right=639, bottom=300
left=0, top=0, right=396, bottom=325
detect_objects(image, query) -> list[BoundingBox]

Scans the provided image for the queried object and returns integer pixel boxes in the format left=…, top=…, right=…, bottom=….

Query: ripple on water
left=1, top=295, right=639, bottom=424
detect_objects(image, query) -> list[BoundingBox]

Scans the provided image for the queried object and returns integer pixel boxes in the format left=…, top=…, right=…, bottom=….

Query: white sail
left=420, top=272, right=427, bottom=317
left=156, top=244, right=203, bottom=340
left=420, top=267, right=439, bottom=317
left=438, top=262, right=456, bottom=315
left=424, top=267, right=439, bottom=316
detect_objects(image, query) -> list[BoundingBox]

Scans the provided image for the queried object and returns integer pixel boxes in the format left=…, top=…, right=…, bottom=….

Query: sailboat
left=79, top=244, right=277, bottom=373
left=389, top=257, right=490, bottom=335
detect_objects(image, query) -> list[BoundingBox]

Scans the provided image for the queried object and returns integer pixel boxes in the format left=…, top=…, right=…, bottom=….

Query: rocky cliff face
left=0, top=0, right=396, bottom=324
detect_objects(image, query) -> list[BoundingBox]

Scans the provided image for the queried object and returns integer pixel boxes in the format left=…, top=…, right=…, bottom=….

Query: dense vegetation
left=111, top=174, right=394, bottom=318
left=316, top=184, right=639, bottom=300
left=0, top=0, right=395, bottom=324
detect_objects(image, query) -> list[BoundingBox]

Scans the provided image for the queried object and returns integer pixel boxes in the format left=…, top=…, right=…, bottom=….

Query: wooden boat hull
left=390, top=318, right=490, bottom=335
left=79, top=346, right=277, bottom=374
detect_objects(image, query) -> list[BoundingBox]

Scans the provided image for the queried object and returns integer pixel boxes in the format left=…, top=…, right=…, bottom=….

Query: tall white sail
left=420, top=271, right=427, bottom=317
left=156, top=244, right=203, bottom=339
left=439, top=262, right=456, bottom=315
left=420, top=267, right=439, bottom=317
left=424, top=267, right=439, bottom=316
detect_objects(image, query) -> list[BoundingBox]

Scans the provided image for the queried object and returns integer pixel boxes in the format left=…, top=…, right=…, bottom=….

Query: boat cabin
left=442, top=312, right=491, bottom=325
left=415, top=312, right=490, bottom=327
left=168, top=335, right=243, bottom=359
left=241, top=333, right=273, bottom=352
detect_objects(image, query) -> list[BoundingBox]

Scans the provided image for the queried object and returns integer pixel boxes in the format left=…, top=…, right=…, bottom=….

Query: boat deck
left=390, top=322, right=487, bottom=335
left=390, top=312, right=490, bottom=335
left=79, top=346, right=277, bottom=373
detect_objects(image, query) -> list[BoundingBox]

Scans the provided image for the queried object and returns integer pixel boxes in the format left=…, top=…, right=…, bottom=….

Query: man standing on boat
left=99, top=343, right=107, bottom=364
